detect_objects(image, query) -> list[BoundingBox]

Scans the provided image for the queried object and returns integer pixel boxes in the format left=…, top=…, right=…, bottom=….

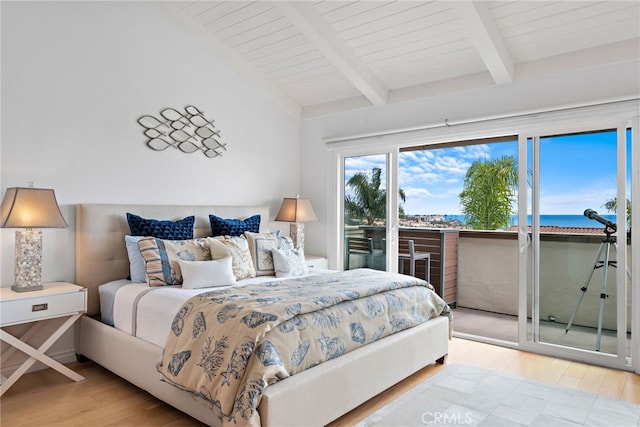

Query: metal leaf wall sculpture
left=137, top=106, right=227, bottom=158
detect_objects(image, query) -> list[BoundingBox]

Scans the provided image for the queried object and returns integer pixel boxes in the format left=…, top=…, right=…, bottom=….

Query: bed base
left=77, top=314, right=449, bottom=426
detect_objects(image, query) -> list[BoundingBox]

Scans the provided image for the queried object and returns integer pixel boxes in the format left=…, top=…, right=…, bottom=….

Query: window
left=399, top=136, right=518, bottom=231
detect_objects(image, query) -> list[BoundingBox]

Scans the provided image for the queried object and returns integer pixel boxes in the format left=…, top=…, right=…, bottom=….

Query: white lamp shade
left=1, top=187, right=67, bottom=228
left=274, top=197, right=318, bottom=223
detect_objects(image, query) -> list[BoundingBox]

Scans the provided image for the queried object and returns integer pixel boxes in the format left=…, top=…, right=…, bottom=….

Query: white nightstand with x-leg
left=0, top=282, right=87, bottom=395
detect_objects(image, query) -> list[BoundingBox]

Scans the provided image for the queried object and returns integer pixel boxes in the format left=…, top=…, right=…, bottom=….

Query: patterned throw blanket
left=157, top=269, right=449, bottom=426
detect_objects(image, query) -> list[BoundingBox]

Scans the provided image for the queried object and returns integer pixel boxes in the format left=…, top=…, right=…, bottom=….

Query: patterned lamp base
left=290, top=222, right=305, bottom=251
left=12, top=229, right=44, bottom=292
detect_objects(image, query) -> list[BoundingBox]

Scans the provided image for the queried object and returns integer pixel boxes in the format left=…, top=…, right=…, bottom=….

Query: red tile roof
left=509, top=226, right=606, bottom=234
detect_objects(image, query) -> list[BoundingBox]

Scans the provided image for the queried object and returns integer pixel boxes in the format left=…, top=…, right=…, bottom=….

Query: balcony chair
left=398, top=239, right=431, bottom=282
left=346, top=236, right=385, bottom=270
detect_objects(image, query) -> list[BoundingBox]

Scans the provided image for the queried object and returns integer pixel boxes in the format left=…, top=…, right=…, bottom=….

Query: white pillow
left=271, top=247, right=308, bottom=278
left=124, top=235, right=146, bottom=283
left=178, top=257, right=236, bottom=289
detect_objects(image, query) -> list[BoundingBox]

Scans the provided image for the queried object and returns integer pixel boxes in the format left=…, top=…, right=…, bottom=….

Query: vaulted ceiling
left=166, top=1, right=640, bottom=119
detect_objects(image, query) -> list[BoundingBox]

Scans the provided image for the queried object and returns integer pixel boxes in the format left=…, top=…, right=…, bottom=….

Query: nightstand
left=305, top=255, right=328, bottom=269
left=0, top=282, right=87, bottom=395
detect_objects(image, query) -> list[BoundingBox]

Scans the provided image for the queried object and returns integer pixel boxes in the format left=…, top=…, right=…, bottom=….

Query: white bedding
left=111, top=270, right=330, bottom=347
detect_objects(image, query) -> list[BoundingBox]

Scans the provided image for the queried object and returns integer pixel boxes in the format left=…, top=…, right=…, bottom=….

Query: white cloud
left=405, top=187, right=433, bottom=198
left=344, top=155, right=386, bottom=180
left=539, top=187, right=617, bottom=214
left=454, top=144, right=490, bottom=159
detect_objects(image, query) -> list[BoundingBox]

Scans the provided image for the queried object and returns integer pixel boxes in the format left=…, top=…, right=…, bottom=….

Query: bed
left=75, top=203, right=450, bottom=426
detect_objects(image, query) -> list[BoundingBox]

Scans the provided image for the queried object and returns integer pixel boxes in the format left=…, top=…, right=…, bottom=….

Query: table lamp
left=274, top=196, right=318, bottom=250
left=0, top=185, right=68, bottom=292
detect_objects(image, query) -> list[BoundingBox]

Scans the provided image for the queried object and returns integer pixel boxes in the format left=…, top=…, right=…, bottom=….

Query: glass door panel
left=399, top=138, right=520, bottom=342
left=343, top=154, right=387, bottom=271
left=524, top=129, right=630, bottom=358
left=623, top=127, right=632, bottom=361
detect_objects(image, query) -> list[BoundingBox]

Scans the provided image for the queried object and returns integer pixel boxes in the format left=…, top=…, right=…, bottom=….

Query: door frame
left=332, top=148, right=399, bottom=275
left=517, top=122, right=634, bottom=371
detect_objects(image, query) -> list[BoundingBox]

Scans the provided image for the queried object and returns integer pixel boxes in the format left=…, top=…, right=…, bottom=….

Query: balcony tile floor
left=451, top=307, right=630, bottom=355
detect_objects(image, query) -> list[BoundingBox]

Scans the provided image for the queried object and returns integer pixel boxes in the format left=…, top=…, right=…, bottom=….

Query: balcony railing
left=346, top=226, right=632, bottom=332
left=458, top=229, right=632, bottom=332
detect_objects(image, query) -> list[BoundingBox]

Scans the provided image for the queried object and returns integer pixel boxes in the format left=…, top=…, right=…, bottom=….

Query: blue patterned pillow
left=209, top=214, right=260, bottom=237
left=244, top=231, right=289, bottom=276
left=127, top=213, right=195, bottom=240
left=137, top=237, right=210, bottom=286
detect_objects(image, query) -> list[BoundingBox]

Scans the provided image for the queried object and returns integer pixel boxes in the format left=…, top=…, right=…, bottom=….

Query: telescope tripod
left=565, top=227, right=630, bottom=351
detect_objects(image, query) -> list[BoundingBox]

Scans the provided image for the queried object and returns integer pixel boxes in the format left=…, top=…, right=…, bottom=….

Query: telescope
left=583, top=209, right=616, bottom=231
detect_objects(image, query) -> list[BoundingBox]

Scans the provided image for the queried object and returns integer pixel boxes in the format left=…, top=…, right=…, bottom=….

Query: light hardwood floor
left=2, top=338, right=639, bottom=426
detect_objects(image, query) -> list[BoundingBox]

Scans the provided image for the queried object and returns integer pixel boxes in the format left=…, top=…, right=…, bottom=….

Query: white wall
left=1, top=1, right=302, bottom=285
left=299, top=61, right=640, bottom=264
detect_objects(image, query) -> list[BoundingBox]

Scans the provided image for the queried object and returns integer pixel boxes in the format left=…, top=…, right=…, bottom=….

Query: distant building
left=400, top=214, right=606, bottom=234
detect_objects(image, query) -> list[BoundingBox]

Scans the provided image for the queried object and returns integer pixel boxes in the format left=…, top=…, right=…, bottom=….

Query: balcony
left=346, top=226, right=632, bottom=355
left=457, top=229, right=632, bottom=353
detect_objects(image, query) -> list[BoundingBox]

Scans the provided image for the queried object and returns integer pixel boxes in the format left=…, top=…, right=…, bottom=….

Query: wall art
left=137, top=105, right=227, bottom=158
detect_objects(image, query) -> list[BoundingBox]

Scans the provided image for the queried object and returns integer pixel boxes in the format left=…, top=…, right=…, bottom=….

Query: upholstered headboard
left=75, top=204, right=271, bottom=316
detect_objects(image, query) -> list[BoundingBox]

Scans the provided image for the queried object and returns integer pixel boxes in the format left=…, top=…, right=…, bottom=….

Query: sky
left=344, top=129, right=632, bottom=216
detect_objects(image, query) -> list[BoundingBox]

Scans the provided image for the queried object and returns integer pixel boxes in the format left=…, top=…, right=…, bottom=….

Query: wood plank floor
left=1, top=338, right=639, bottom=426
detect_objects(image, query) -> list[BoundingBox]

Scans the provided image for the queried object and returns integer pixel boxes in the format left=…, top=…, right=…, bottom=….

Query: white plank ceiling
left=167, top=1, right=640, bottom=119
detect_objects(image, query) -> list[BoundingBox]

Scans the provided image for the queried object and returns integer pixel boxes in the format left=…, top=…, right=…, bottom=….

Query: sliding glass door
left=520, top=126, right=632, bottom=367
left=329, top=101, right=637, bottom=372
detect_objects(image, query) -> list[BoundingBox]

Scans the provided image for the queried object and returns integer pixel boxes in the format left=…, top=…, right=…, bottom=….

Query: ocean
left=444, top=214, right=618, bottom=228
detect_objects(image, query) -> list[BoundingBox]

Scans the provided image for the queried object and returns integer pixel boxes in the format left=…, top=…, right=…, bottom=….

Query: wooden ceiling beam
left=453, top=1, right=514, bottom=85
left=275, top=2, right=389, bottom=106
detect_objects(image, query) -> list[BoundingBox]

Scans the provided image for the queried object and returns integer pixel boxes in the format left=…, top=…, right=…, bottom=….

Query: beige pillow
left=207, top=236, right=256, bottom=280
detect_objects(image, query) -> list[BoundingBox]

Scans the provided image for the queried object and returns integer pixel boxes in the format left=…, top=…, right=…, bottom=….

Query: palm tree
left=345, top=167, right=406, bottom=225
left=459, top=155, right=518, bottom=230
left=602, top=197, right=631, bottom=227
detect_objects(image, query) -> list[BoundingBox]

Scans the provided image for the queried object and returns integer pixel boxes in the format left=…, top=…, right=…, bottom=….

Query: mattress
left=98, top=279, right=131, bottom=326
left=107, top=269, right=330, bottom=347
